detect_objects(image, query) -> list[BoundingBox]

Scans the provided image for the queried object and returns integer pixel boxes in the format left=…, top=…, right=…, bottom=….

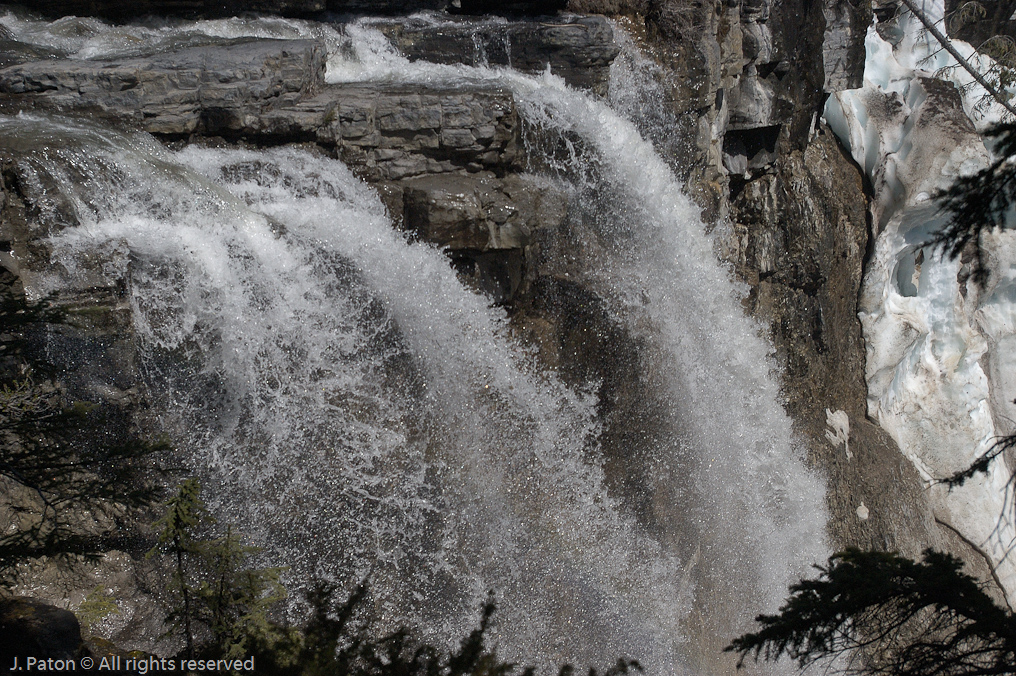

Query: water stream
left=1, top=10, right=828, bottom=674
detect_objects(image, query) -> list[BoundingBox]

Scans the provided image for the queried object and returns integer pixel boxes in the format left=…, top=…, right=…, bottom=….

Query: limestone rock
left=822, top=0, right=869, bottom=91
left=383, top=15, right=620, bottom=95
left=397, top=172, right=567, bottom=300
left=0, top=39, right=326, bottom=136
left=262, top=84, right=520, bottom=179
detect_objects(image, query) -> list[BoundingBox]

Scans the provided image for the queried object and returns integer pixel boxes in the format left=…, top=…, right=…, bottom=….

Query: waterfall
left=1, top=10, right=828, bottom=674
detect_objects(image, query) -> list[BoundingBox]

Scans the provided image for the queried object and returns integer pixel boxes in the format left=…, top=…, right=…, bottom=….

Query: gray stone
left=382, top=15, right=620, bottom=95
left=396, top=172, right=567, bottom=300
left=0, top=39, right=326, bottom=136
left=822, top=0, right=868, bottom=91
left=400, top=172, right=558, bottom=250
left=0, top=40, right=66, bottom=70
left=259, top=84, right=520, bottom=179
left=0, top=37, right=520, bottom=178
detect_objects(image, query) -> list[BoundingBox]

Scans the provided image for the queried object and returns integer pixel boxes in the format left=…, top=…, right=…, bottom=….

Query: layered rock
left=0, top=39, right=326, bottom=136
left=270, top=85, right=519, bottom=179
left=381, top=15, right=619, bottom=94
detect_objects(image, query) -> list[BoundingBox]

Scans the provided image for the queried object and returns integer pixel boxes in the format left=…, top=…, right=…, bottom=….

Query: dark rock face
left=509, top=275, right=677, bottom=542
left=451, top=0, right=569, bottom=15
left=730, top=130, right=915, bottom=551
left=0, top=597, right=83, bottom=660
left=382, top=15, right=619, bottom=94
left=945, top=0, right=1016, bottom=46
left=30, top=1, right=327, bottom=20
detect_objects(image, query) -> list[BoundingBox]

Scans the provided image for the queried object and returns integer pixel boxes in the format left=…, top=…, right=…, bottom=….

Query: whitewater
left=0, top=10, right=828, bottom=673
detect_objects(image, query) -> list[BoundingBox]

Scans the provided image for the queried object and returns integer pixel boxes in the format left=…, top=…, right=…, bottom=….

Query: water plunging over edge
left=0, top=10, right=829, bottom=674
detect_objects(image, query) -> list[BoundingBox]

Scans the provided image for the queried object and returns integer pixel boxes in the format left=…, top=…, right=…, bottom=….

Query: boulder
left=0, top=597, right=82, bottom=660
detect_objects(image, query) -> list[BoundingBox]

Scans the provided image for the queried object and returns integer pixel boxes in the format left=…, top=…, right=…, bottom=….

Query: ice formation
left=825, top=408, right=851, bottom=460
left=825, top=0, right=1016, bottom=597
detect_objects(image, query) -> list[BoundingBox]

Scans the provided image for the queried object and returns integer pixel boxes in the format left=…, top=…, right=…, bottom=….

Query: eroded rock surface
left=725, top=126, right=1004, bottom=594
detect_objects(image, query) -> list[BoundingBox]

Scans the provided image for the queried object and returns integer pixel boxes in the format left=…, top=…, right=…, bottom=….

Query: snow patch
left=826, top=0, right=1016, bottom=599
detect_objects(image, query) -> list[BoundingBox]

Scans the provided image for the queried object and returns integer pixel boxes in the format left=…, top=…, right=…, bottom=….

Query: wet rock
left=397, top=172, right=567, bottom=300
left=401, top=173, right=545, bottom=249
left=510, top=275, right=672, bottom=538
left=0, top=597, right=83, bottom=660
left=260, top=84, right=520, bottom=179
left=0, top=39, right=326, bottom=136
left=0, top=40, right=66, bottom=70
left=383, top=15, right=620, bottom=94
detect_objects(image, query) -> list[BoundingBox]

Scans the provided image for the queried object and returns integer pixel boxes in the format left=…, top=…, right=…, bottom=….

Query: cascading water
left=1, top=9, right=828, bottom=674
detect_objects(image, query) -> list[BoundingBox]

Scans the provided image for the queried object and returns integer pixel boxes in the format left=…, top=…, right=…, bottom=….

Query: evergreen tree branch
left=726, top=548, right=1016, bottom=676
